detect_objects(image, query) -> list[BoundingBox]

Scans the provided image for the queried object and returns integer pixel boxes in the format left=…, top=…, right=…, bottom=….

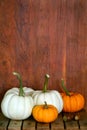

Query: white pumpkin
left=32, top=74, right=63, bottom=113
left=1, top=72, right=34, bottom=120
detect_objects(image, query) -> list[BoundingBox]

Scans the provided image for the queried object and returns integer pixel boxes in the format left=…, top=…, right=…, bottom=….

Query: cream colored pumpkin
left=1, top=87, right=34, bottom=120
left=1, top=72, right=34, bottom=120
left=32, top=74, right=63, bottom=113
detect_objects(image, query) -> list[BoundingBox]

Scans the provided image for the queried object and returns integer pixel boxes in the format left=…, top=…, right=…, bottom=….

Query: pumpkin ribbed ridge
left=32, top=104, right=58, bottom=123
left=61, top=92, right=85, bottom=112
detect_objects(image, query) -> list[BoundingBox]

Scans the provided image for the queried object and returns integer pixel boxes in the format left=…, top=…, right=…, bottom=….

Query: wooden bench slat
left=80, top=120, right=87, bottom=130
left=51, top=114, right=64, bottom=130
left=8, top=120, right=22, bottom=130
left=23, top=116, right=36, bottom=130
left=0, top=113, right=9, bottom=130
left=79, top=110, right=87, bottom=130
left=65, top=120, right=79, bottom=130
left=0, top=110, right=87, bottom=130
left=37, top=122, right=50, bottom=130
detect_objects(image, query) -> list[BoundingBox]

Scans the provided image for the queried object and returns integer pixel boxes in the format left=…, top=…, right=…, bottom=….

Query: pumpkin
left=32, top=101, right=58, bottom=123
left=61, top=79, right=85, bottom=112
left=32, top=74, right=63, bottom=113
left=1, top=72, right=34, bottom=120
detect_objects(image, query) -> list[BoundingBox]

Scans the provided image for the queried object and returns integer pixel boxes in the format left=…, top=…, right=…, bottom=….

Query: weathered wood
left=0, top=0, right=87, bottom=111
left=0, top=111, right=87, bottom=130
left=79, top=110, right=87, bottom=130
left=65, top=120, right=79, bottom=130
left=23, top=116, right=36, bottom=130
left=37, top=122, right=50, bottom=130
left=51, top=114, right=64, bottom=130
left=8, top=120, right=22, bottom=130
left=0, top=113, right=9, bottom=130
left=80, top=120, right=87, bottom=130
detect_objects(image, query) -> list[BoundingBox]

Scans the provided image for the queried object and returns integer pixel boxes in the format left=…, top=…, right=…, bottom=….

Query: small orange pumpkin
left=32, top=101, right=58, bottom=123
left=61, top=79, right=85, bottom=112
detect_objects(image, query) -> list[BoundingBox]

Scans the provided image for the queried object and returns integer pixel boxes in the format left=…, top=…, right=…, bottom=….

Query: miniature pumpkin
left=32, top=101, right=58, bottom=123
left=1, top=72, right=34, bottom=120
left=61, top=79, right=85, bottom=112
left=32, top=74, right=63, bottom=113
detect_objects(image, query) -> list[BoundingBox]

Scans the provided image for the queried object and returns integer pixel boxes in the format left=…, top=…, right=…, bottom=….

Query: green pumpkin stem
left=44, top=101, right=48, bottom=109
left=61, top=79, right=70, bottom=96
left=43, top=74, right=50, bottom=92
left=13, top=72, right=25, bottom=96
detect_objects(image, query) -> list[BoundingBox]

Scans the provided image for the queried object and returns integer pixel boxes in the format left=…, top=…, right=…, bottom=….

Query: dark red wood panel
left=0, top=0, right=87, bottom=110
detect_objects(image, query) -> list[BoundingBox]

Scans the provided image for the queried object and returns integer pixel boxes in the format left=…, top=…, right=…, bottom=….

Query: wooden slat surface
left=37, top=123, right=49, bottom=130
left=0, top=0, right=87, bottom=111
left=8, top=120, right=22, bottom=130
left=0, top=113, right=9, bottom=130
left=0, top=110, right=87, bottom=130
left=65, top=120, right=79, bottom=130
left=79, top=110, right=87, bottom=130
left=23, top=116, right=36, bottom=130
left=51, top=114, right=64, bottom=130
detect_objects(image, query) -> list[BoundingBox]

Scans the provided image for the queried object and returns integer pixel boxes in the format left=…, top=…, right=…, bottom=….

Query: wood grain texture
left=0, top=110, right=87, bottom=130
left=0, top=0, right=87, bottom=110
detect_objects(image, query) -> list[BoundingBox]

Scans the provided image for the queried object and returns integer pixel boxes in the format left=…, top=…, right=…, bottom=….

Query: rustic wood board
left=8, top=120, right=22, bottom=130
left=0, top=111, right=87, bottom=130
left=0, top=0, right=87, bottom=111
left=37, top=122, right=50, bottom=130
left=51, top=114, right=64, bottom=130
left=0, top=113, right=9, bottom=130
left=80, top=120, right=87, bottom=130
left=79, top=110, right=87, bottom=130
left=23, top=116, right=36, bottom=130
left=65, top=120, right=79, bottom=130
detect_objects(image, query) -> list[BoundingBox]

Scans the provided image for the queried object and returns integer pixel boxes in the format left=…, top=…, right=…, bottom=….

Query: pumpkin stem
left=44, top=101, right=48, bottom=109
left=13, top=72, right=25, bottom=96
left=43, top=74, right=50, bottom=92
left=61, top=79, right=70, bottom=96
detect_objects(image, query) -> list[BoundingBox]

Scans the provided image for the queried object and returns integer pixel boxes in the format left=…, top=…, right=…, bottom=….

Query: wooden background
left=0, top=0, right=87, bottom=110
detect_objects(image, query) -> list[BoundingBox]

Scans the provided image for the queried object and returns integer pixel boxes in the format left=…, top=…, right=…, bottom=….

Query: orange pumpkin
left=32, top=101, right=58, bottom=123
left=61, top=79, right=85, bottom=112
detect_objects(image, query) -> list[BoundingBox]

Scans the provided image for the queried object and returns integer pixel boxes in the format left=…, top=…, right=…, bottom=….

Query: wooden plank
left=79, top=110, right=87, bottom=130
left=8, top=120, right=22, bottom=130
left=0, top=0, right=87, bottom=112
left=0, top=111, right=87, bottom=130
left=0, top=113, right=9, bottom=130
left=65, top=120, right=79, bottom=130
left=51, top=114, right=64, bottom=130
left=23, top=116, right=36, bottom=130
left=80, top=120, right=87, bottom=130
left=62, top=111, right=80, bottom=130
left=37, top=122, right=50, bottom=130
